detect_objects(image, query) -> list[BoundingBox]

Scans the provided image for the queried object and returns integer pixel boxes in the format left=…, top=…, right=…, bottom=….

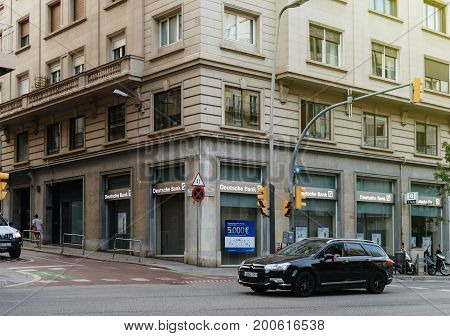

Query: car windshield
left=277, top=240, right=326, bottom=257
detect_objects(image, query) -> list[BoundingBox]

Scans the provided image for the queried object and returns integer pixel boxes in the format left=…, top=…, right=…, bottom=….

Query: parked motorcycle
left=435, top=248, right=450, bottom=276
left=424, top=248, right=436, bottom=276
left=395, top=249, right=417, bottom=275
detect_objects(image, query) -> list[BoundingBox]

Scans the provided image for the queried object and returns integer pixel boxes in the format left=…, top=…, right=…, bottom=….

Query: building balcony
left=0, top=55, right=144, bottom=124
left=0, top=30, right=16, bottom=76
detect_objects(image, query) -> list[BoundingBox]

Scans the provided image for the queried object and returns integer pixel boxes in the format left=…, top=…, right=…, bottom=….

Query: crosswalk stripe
left=48, top=268, right=66, bottom=271
left=72, top=279, right=91, bottom=282
left=38, top=280, right=58, bottom=283
left=438, top=289, right=450, bottom=292
left=101, top=279, right=121, bottom=282
left=131, top=278, right=150, bottom=282
left=409, top=287, right=429, bottom=290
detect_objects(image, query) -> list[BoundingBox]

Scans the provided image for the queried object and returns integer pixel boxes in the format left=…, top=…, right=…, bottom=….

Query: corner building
left=0, top=0, right=449, bottom=266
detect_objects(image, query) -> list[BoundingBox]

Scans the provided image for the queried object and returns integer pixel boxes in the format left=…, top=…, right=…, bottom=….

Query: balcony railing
left=0, top=55, right=143, bottom=120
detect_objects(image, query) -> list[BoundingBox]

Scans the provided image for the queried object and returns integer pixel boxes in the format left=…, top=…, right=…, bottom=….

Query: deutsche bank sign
left=224, top=220, right=255, bottom=253
left=404, top=192, right=418, bottom=205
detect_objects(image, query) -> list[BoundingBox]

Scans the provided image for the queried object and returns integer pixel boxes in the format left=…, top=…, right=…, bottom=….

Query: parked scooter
left=435, top=247, right=450, bottom=276
left=424, top=247, right=436, bottom=276
left=395, top=249, right=417, bottom=275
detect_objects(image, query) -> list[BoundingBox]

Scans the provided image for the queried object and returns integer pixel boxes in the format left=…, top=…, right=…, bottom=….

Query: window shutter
left=310, top=25, right=324, bottom=39
left=325, top=29, right=340, bottom=44
left=73, top=54, right=84, bottom=67
left=21, top=20, right=29, bottom=37
left=425, top=59, right=449, bottom=82
left=51, top=2, right=61, bottom=32
left=73, top=0, right=85, bottom=21
left=112, top=35, right=126, bottom=49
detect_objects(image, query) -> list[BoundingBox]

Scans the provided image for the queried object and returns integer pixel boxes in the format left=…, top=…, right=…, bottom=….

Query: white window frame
left=309, top=24, right=342, bottom=67
left=110, top=33, right=126, bottom=61
left=49, top=61, right=61, bottom=85
left=159, top=13, right=182, bottom=48
left=423, top=2, right=445, bottom=32
left=18, top=75, right=30, bottom=96
left=223, top=10, right=256, bottom=45
left=372, top=43, right=399, bottom=81
left=370, top=0, right=397, bottom=16
left=72, top=52, right=85, bottom=75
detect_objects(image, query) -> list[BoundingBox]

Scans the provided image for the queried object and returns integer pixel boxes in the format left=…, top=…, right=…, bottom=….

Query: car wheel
left=250, top=286, right=268, bottom=293
left=9, top=248, right=21, bottom=259
left=293, top=271, right=315, bottom=297
left=366, top=271, right=386, bottom=294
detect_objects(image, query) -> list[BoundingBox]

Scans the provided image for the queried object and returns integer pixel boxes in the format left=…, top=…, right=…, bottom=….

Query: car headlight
left=264, top=262, right=291, bottom=273
left=14, top=232, right=21, bottom=239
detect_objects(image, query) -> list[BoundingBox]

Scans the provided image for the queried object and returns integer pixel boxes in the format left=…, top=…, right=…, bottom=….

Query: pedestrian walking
left=32, top=214, right=44, bottom=248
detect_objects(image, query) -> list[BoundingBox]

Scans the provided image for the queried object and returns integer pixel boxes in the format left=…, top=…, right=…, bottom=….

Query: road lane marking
left=156, top=277, right=176, bottom=281
left=438, top=289, right=450, bottom=292
left=20, top=269, right=38, bottom=272
left=387, top=284, right=400, bottom=287
left=38, top=280, right=59, bottom=283
left=4, top=271, right=42, bottom=288
left=101, top=279, right=121, bottom=282
left=131, top=278, right=150, bottom=282
left=72, top=279, right=91, bottom=282
left=408, top=287, right=429, bottom=290
left=48, top=268, right=66, bottom=271
left=8, top=265, right=83, bottom=270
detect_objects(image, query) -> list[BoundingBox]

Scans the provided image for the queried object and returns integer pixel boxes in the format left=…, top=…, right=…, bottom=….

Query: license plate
left=244, top=271, right=258, bottom=278
left=0, top=243, right=11, bottom=247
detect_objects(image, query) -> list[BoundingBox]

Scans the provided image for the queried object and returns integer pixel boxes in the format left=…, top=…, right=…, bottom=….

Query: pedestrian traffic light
left=0, top=172, right=9, bottom=201
left=283, top=200, right=292, bottom=217
left=294, top=185, right=307, bottom=209
left=411, top=77, right=423, bottom=103
left=257, top=186, right=269, bottom=217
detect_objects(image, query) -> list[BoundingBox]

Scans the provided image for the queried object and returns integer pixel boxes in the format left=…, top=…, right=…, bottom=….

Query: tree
left=435, top=141, right=450, bottom=195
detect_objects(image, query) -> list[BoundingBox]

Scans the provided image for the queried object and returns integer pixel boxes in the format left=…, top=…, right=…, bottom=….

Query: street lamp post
left=269, top=0, right=310, bottom=253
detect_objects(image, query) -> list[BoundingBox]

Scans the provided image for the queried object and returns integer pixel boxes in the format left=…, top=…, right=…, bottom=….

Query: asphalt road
left=2, top=251, right=450, bottom=316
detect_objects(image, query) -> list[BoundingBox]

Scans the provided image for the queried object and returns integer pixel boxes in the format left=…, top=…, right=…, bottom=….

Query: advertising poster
left=296, top=227, right=308, bottom=242
left=318, top=227, right=329, bottom=238
left=118, top=212, right=127, bottom=234
left=224, top=220, right=255, bottom=253
left=371, top=233, right=382, bottom=245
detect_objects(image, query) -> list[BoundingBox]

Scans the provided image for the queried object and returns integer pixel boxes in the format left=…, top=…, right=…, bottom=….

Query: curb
left=394, top=275, right=450, bottom=281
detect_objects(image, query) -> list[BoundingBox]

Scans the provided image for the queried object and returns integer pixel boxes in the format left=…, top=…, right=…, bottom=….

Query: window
left=49, top=61, right=61, bottom=84
left=70, top=116, right=84, bottom=150
left=50, top=1, right=61, bottom=33
left=363, top=113, right=388, bottom=149
left=416, top=123, right=437, bottom=156
left=363, top=244, right=386, bottom=257
left=372, top=43, right=398, bottom=80
left=423, top=2, right=445, bottom=33
left=345, top=243, right=368, bottom=257
left=73, top=0, right=85, bottom=22
left=111, top=33, right=125, bottom=60
left=154, top=87, right=182, bottom=131
left=72, top=52, right=85, bottom=75
left=46, top=122, right=60, bottom=155
left=301, top=101, right=331, bottom=140
left=18, top=75, right=29, bottom=96
left=309, top=24, right=341, bottom=67
left=369, top=0, right=397, bottom=16
left=108, top=104, right=126, bottom=141
left=16, top=132, right=28, bottom=162
left=19, top=19, right=29, bottom=48
left=322, top=243, right=344, bottom=257
left=224, top=86, right=260, bottom=130
left=425, top=58, right=449, bottom=93
left=224, top=11, right=255, bottom=45
left=159, top=13, right=181, bottom=47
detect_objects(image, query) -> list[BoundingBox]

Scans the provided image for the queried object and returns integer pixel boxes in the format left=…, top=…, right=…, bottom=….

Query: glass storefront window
left=107, top=175, right=130, bottom=190
left=357, top=178, right=394, bottom=254
left=155, top=165, right=185, bottom=183
left=294, top=199, right=336, bottom=239
left=220, top=193, right=260, bottom=265
left=410, top=184, right=442, bottom=253
left=220, top=165, right=261, bottom=183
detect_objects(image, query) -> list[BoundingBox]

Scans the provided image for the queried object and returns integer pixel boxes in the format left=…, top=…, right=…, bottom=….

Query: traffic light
left=0, top=172, right=9, bottom=201
left=294, top=185, right=307, bottom=209
left=411, top=77, right=423, bottom=103
left=257, top=186, right=269, bottom=216
left=283, top=200, right=292, bottom=217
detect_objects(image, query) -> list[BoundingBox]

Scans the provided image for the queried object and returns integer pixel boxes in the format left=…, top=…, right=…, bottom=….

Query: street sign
left=192, top=186, right=205, bottom=202
left=404, top=192, right=418, bottom=205
left=192, top=172, right=205, bottom=187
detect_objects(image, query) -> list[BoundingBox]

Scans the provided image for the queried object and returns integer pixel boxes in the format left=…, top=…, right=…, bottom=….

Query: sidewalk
left=22, top=242, right=237, bottom=277
left=394, top=274, right=450, bottom=281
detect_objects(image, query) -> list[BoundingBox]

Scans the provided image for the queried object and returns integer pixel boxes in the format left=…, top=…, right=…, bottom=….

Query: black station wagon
left=238, top=238, right=394, bottom=297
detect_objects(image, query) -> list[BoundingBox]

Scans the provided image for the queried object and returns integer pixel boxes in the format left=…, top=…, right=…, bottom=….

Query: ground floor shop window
left=357, top=203, right=393, bottom=254
left=411, top=206, right=441, bottom=253
left=294, top=199, right=336, bottom=240
left=220, top=193, right=260, bottom=265
left=157, top=193, right=185, bottom=255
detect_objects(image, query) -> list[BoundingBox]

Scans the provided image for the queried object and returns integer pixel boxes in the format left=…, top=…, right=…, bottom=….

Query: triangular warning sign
left=192, top=172, right=205, bottom=187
